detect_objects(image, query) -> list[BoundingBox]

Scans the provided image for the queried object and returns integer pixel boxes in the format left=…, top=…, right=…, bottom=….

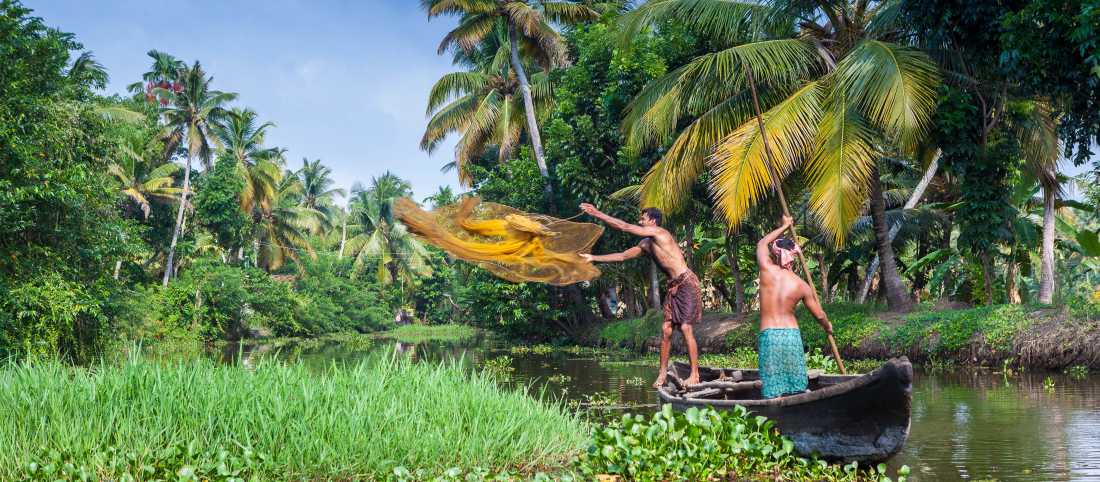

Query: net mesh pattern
left=393, top=197, right=604, bottom=286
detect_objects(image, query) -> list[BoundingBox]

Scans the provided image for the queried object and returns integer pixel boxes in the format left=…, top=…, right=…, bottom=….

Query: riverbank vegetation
left=3, top=0, right=1099, bottom=361
left=4, top=356, right=586, bottom=480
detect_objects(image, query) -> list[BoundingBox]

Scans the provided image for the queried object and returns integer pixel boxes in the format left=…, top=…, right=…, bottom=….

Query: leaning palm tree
left=621, top=0, right=940, bottom=310
left=108, top=133, right=181, bottom=219
left=344, top=173, right=432, bottom=285
left=159, top=62, right=237, bottom=286
left=423, top=0, right=599, bottom=198
left=422, top=51, right=553, bottom=185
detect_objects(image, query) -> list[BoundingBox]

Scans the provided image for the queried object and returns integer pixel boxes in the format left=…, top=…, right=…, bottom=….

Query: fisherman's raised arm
left=580, top=203, right=661, bottom=238
left=757, top=215, right=794, bottom=266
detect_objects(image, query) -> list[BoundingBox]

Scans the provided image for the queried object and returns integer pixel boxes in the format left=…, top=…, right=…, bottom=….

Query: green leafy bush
left=577, top=405, right=905, bottom=481
left=886, top=304, right=1032, bottom=355
left=598, top=310, right=663, bottom=350
left=20, top=442, right=266, bottom=482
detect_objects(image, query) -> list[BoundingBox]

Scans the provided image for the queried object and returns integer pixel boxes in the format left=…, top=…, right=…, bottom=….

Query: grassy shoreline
left=2, top=356, right=585, bottom=480
left=593, top=301, right=1100, bottom=370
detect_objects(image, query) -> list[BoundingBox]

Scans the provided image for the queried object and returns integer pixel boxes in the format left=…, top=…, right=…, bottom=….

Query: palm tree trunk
left=724, top=231, right=745, bottom=313
left=857, top=153, right=940, bottom=302
left=647, top=261, right=662, bottom=310
left=338, top=216, right=348, bottom=259
left=1006, top=252, right=1022, bottom=304
left=113, top=260, right=122, bottom=280
left=162, top=155, right=191, bottom=287
left=868, top=169, right=912, bottom=311
left=713, top=279, right=737, bottom=312
left=508, top=24, right=553, bottom=202
left=1039, top=186, right=1056, bottom=304
left=819, top=251, right=830, bottom=303
left=980, top=251, right=995, bottom=305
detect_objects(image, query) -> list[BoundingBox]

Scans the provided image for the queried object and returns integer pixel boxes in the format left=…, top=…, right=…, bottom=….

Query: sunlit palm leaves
left=107, top=134, right=181, bottom=219
left=213, top=108, right=282, bottom=214
left=421, top=65, right=552, bottom=185
left=159, top=63, right=237, bottom=171
left=621, top=0, right=940, bottom=245
left=253, top=170, right=322, bottom=272
left=426, top=1, right=598, bottom=69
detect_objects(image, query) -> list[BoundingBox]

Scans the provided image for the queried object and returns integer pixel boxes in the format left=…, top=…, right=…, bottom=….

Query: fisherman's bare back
left=756, top=216, right=831, bottom=333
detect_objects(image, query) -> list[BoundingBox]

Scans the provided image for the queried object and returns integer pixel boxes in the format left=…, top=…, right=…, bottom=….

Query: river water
left=221, top=334, right=1100, bottom=481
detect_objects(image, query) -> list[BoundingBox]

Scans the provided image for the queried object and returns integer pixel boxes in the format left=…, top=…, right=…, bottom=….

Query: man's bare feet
left=652, top=375, right=667, bottom=389
left=684, top=374, right=700, bottom=387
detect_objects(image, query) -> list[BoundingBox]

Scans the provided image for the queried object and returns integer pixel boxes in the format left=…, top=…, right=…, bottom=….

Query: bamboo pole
left=744, top=65, right=846, bottom=374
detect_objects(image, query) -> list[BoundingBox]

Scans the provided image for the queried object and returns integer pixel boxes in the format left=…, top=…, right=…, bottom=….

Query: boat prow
left=657, top=357, right=913, bottom=463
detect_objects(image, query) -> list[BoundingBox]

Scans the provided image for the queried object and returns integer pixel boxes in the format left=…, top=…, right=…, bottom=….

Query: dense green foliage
left=578, top=405, right=909, bottom=481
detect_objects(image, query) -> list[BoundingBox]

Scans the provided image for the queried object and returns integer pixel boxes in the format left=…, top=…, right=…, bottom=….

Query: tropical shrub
left=577, top=405, right=908, bottom=481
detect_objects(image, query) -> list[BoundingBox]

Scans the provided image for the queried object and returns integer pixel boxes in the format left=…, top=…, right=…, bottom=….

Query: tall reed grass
left=0, top=354, right=587, bottom=479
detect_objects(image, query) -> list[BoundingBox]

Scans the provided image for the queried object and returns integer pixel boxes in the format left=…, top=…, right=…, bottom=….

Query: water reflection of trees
left=894, top=369, right=1100, bottom=481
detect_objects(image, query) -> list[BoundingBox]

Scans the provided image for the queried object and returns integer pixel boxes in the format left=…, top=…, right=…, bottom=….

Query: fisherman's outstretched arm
left=580, top=203, right=661, bottom=238
left=583, top=246, right=643, bottom=264
left=756, top=215, right=793, bottom=265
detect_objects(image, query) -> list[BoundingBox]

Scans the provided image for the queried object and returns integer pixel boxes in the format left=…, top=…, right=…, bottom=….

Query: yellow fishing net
left=393, top=197, right=604, bottom=286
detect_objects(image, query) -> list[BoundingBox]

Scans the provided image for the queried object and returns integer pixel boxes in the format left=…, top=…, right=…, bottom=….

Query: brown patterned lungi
left=663, top=271, right=702, bottom=325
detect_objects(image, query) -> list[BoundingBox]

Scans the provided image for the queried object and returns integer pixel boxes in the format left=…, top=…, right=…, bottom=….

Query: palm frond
left=426, top=71, right=491, bottom=114
left=804, top=90, right=879, bottom=246
left=837, top=40, right=939, bottom=151
left=618, top=0, right=780, bottom=47
left=709, top=81, right=823, bottom=229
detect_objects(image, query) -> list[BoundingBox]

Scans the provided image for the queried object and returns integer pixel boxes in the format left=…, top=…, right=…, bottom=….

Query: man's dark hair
left=774, top=237, right=796, bottom=250
left=640, top=207, right=663, bottom=226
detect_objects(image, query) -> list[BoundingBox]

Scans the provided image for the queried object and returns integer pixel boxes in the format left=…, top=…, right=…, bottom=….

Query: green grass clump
left=0, top=356, right=587, bottom=480
left=597, top=310, right=663, bottom=349
left=374, top=323, right=479, bottom=343
left=886, top=304, right=1032, bottom=355
left=577, top=405, right=910, bottom=482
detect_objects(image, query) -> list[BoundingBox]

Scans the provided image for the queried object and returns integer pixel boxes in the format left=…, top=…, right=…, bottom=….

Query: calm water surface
left=221, top=335, right=1100, bottom=481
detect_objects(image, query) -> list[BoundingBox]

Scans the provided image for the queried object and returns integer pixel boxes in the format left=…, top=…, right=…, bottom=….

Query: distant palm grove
left=2, top=0, right=1100, bottom=362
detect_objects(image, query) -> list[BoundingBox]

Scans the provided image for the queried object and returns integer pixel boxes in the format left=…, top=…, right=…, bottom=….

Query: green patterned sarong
left=758, top=328, right=808, bottom=398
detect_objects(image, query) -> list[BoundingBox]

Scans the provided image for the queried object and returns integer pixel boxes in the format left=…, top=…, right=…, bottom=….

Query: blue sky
left=30, top=0, right=463, bottom=202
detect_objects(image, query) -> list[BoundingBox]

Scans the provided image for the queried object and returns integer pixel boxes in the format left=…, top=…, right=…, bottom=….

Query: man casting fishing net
left=578, top=203, right=701, bottom=388
left=756, top=215, right=834, bottom=398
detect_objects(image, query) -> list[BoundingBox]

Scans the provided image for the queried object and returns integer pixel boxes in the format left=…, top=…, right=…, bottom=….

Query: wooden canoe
left=657, top=357, right=913, bottom=463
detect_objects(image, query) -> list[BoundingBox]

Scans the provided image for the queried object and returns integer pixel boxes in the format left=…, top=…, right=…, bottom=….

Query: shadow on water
left=216, top=335, right=1100, bottom=481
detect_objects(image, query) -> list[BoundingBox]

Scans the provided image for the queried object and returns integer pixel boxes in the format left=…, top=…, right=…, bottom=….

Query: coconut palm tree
left=296, top=157, right=345, bottom=234
left=213, top=108, right=283, bottom=215
left=107, top=133, right=181, bottom=219
left=66, top=51, right=109, bottom=89
left=252, top=169, right=321, bottom=272
left=422, top=0, right=599, bottom=198
left=621, top=0, right=940, bottom=310
left=159, top=62, right=237, bottom=286
left=1009, top=101, right=1062, bottom=304
left=423, top=185, right=459, bottom=207
left=422, top=51, right=553, bottom=185
left=345, top=173, right=432, bottom=286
